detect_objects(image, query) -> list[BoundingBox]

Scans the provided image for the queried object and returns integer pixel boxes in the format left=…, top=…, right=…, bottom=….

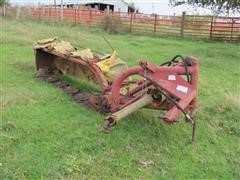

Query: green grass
left=1, top=18, right=240, bottom=179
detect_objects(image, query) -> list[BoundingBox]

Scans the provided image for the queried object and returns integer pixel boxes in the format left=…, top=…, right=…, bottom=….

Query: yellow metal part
left=34, top=38, right=128, bottom=81
left=33, top=37, right=58, bottom=49
left=70, top=48, right=94, bottom=60
left=33, top=37, right=75, bottom=55
left=53, top=41, right=75, bottom=55
left=96, top=50, right=128, bottom=81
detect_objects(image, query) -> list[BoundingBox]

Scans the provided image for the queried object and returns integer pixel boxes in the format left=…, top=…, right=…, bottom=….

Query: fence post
left=48, top=7, right=51, bottom=21
left=16, top=6, right=21, bottom=20
left=28, top=6, right=32, bottom=19
left=154, top=14, right=157, bottom=33
left=89, top=9, right=92, bottom=26
left=107, top=5, right=109, bottom=14
left=43, top=7, right=46, bottom=21
left=129, top=12, right=133, bottom=32
left=60, top=0, right=63, bottom=21
left=180, top=11, right=186, bottom=37
left=78, top=9, right=80, bottom=24
left=37, top=2, right=41, bottom=20
left=74, top=8, right=77, bottom=25
left=230, top=18, right=234, bottom=41
left=89, top=9, right=92, bottom=21
left=209, top=16, right=214, bottom=39
left=38, top=7, right=40, bottom=20
left=3, top=4, right=6, bottom=17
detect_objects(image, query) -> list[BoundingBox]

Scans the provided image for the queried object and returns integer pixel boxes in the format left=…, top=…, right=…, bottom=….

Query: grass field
left=1, top=18, right=240, bottom=179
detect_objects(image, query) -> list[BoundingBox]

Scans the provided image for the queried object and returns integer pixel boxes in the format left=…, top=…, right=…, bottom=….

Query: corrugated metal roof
left=69, top=0, right=129, bottom=6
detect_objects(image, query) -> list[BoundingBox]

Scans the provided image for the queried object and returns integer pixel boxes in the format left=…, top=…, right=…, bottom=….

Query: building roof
left=83, top=0, right=130, bottom=6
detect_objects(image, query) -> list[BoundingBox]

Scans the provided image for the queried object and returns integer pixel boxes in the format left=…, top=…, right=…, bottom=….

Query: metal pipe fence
left=1, top=6, right=240, bottom=41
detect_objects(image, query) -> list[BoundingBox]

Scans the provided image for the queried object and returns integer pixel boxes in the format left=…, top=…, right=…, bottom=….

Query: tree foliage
left=0, top=0, right=8, bottom=6
left=169, top=0, right=240, bottom=14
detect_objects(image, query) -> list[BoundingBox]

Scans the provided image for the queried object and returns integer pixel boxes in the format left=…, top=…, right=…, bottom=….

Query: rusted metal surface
left=107, top=56, right=198, bottom=123
left=36, top=48, right=109, bottom=91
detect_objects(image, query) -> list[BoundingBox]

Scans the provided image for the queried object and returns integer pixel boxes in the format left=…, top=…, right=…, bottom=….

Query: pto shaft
left=104, top=94, right=153, bottom=129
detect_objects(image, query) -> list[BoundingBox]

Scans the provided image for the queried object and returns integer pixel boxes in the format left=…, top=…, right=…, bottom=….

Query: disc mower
left=33, top=37, right=199, bottom=142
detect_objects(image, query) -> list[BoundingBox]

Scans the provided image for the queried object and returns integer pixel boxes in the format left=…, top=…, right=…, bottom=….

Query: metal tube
left=105, top=94, right=153, bottom=126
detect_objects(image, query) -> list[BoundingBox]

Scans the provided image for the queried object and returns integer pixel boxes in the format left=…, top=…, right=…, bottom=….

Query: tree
left=128, top=2, right=138, bottom=13
left=0, top=0, right=8, bottom=6
left=169, top=0, right=240, bottom=14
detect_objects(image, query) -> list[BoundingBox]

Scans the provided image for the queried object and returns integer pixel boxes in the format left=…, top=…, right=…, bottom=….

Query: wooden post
left=3, top=4, right=6, bottom=17
left=54, top=6, right=57, bottom=21
left=38, top=2, right=41, bottom=20
left=48, top=7, right=51, bottom=21
left=209, top=16, right=214, bottom=39
left=38, top=7, right=41, bottom=20
left=55, top=5, right=57, bottom=21
left=42, top=7, right=45, bottom=20
left=54, top=0, right=56, bottom=9
left=60, top=0, right=63, bottom=21
left=129, top=12, right=133, bottom=32
left=89, top=9, right=92, bottom=26
left=107, top=5, right=110, bottom=14
left=16, top=6, right=21, bottom=20
left=230, top=18, right=234, bottom=41
left=180, top=11, right=186, bottom=37
left=90, top=9, right=92, bottom=20
left=28, top=6, right=32, bottom=19
left=74, top=8, right=77, bottom=25
left=78, top=9, right=80, bottom=24
left=154, top=14, right=157, bottom=33
left=173, top=13, right=176, bottom=26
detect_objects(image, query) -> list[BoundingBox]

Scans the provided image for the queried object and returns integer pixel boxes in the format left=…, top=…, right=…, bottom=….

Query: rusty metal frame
left=35, top=48, right=110, bottom=91
left=108, top=58, right=198, bottom=123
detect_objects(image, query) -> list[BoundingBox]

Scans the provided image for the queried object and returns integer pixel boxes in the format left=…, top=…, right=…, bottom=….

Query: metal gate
left=210, top=17, right=240, bottom=41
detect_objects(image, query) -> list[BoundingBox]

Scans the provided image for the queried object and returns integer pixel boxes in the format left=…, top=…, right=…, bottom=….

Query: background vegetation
left=1, top=18, right=240, bottom=179
left=170, top=0, right=240, bottom=14
left=0, top=0, right=8, bottom=6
